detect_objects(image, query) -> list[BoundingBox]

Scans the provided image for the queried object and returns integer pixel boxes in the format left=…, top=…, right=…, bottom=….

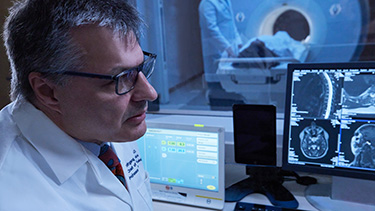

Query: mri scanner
left=215, top=0, right=370, bottom=106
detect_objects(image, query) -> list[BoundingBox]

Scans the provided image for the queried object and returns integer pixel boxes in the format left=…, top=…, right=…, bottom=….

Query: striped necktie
left=98, top=144, right=126, bottom=187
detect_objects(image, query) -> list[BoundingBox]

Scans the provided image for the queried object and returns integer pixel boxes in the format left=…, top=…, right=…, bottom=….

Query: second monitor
left=226, top=104, right=298, bottom=209
left=233, top=104, right=277, bottom=166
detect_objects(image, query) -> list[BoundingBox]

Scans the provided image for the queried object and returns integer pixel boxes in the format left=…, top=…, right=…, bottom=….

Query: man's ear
left=28, top=72, right=61, bottom=113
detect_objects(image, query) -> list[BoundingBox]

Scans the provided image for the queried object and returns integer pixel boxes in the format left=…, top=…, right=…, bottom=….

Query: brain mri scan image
left=350, top=124, right=375, bottom=168
left=287, top=64, right=375, bottom=179
left=299, top=122, right=329, bottom=159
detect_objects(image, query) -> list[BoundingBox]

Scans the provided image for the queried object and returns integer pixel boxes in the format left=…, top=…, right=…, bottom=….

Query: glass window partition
left=137, top=0, right=375, bottom=115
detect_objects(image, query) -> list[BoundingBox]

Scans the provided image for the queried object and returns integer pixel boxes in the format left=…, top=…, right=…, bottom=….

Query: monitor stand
left=225, top=166, right=299, bottom=209
left=305, top=176, right=375, bottom=211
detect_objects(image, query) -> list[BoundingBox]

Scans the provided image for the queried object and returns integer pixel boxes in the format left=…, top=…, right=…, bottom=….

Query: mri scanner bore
left=202, top=0, right=370, bottom=108
left=231, top=0, right=369, bottom=62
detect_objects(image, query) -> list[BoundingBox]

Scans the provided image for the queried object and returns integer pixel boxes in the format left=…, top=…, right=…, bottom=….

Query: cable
left=280, top=170, right=317, bottom=186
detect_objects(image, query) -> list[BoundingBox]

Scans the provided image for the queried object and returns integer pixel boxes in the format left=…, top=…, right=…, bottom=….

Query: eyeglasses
left=60, top=51, right=156, bottom=95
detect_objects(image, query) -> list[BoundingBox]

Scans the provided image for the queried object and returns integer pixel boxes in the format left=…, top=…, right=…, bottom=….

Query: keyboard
left=234, top=202, right=304, bottom=211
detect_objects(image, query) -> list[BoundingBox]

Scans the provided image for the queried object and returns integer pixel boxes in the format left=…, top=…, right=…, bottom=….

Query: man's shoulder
left=0, top=100, right=27, bottom=134
left=0, top=102, right=20, bottom=167
left=0, top=102, right=16, bottom=126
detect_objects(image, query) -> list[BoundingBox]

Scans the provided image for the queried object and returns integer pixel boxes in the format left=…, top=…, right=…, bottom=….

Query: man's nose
left=131, top=72, right=158, bottom=102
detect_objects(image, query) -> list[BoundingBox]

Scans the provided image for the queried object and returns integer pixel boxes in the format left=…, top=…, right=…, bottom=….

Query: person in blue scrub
left=199, top=0, right=244, bottom=109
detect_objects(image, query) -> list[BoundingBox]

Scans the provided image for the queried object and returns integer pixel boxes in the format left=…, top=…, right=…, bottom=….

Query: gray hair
left=3, top=0, right=145, bottom=102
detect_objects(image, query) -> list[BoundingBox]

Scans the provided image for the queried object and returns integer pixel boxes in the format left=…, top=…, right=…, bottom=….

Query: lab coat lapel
left=12, top=100, right=87, bottom=184
left=88, top=151, right=133, bottom=206
left=12, top=100, right=133, bottom=207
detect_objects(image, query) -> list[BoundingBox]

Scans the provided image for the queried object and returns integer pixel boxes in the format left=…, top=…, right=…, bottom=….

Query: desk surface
left=152, top=182, right=319, bottom=211
left=152, top=164, right=324, bottom=211
left=152, top=165, right=375, bottom=211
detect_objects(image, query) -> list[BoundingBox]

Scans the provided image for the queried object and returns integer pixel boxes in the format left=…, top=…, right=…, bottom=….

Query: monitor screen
left=283, top=62, right=375, bottom=180
left=137, top=122, right=225, bottom=210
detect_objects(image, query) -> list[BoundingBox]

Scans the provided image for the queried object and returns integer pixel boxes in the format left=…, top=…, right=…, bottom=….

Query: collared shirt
left=78, top=140, right=102, bottom=156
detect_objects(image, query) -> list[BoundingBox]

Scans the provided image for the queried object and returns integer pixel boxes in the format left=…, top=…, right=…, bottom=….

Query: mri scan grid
left=287, top=67, right=375, bottom=171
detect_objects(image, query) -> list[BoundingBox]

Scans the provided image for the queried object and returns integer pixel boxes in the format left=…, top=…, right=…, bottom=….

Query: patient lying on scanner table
left=231, top=31, right=308, bottom=70
left=212, top=31, right=308, bottom=107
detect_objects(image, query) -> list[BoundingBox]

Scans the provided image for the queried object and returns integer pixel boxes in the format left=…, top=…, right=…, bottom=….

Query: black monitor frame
left=282, top=62, right=375, bottom=181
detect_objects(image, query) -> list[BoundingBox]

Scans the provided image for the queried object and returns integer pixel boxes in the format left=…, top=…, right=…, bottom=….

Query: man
left=0, top=0, right=157, bottom=210
left=199, top=0, right=245, bottom=109
left=199, top=0, right=242, bottom=82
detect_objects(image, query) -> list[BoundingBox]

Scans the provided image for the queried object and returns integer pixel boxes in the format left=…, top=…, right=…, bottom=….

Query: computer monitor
left=136, top=122, right=225, bottom=210
left=225, top=104, right=298, bottom=209
left=283, top=62, right=375, bottom=209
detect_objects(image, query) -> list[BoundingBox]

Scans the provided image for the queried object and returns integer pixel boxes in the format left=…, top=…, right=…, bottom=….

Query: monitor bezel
left=282, top=62, right=375, bottom=181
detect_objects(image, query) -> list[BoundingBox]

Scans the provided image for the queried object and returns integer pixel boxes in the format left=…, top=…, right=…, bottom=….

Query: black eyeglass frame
left=59, top=51, right=156, bottom=95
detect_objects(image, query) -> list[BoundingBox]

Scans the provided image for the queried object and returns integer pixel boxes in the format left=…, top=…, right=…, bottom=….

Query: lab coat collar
left=12, top=100, right=88, bottom=185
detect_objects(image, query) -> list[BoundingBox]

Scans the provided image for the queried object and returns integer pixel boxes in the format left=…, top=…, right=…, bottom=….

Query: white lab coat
left=0, top=100, right=153, bottom=211
left=199, top=0, right=242, bottom=81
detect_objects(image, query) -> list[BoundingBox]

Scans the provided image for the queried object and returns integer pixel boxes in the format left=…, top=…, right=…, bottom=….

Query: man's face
left=54, top=25, right=157, bottom=143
